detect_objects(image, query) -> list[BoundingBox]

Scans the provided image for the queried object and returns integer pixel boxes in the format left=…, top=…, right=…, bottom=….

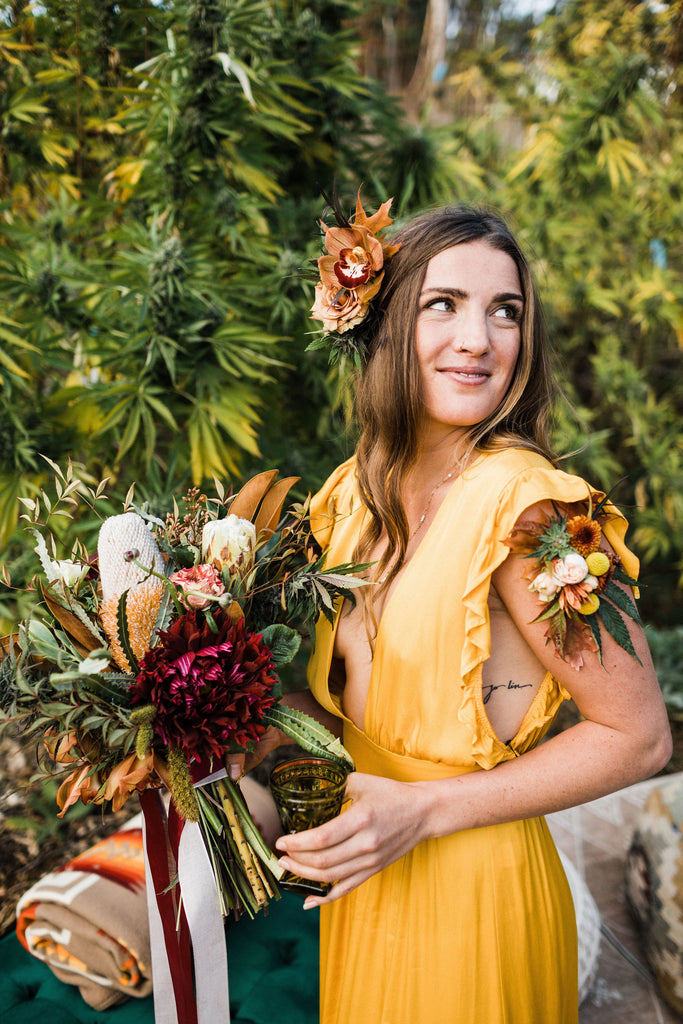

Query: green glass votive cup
left=269, top=756, right=348, bottom=897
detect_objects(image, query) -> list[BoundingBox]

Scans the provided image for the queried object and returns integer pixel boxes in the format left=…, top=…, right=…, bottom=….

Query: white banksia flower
left=98, top=512, right=165, bottom=673
left=202, top=514, right=256, bottom=575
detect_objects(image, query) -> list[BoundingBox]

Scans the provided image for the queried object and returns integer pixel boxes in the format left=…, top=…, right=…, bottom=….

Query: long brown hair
left=354, top=204, right=558, bottom=606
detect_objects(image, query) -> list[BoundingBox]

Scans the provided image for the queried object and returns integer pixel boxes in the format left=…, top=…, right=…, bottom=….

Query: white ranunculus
left=202, top=515, right=256, bottom=575
left=551, top=552, right=589, bottom=587
left=53, top=559, right=89, bottom=589
left=529, top=570, right=562, bottom=603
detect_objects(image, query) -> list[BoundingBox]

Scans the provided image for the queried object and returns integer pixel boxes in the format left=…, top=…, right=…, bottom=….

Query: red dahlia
left=131, top=610, right=278, bottom=760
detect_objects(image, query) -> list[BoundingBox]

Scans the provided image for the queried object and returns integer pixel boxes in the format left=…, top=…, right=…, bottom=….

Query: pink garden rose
left=169, top=564, right=225, bottom=609
left=551, top=552, right=589, bottom=587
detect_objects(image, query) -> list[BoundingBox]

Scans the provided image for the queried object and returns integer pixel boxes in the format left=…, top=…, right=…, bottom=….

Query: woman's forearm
left=416, top=716, right=672, bottom=843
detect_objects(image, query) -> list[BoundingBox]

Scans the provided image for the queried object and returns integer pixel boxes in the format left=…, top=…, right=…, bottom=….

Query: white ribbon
left=178, top=821, right=231, bottom=1024
left=142, top=796, right=231, bottom=1024
left=142, top=813, right=179, bottom=1024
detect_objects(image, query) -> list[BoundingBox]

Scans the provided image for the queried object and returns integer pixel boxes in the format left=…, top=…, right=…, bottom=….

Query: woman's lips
left=438, top=366, right=491, bottom=382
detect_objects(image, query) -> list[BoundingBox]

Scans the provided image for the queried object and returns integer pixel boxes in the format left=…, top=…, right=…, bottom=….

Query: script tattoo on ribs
left=482, top=679, right=533, bottom=705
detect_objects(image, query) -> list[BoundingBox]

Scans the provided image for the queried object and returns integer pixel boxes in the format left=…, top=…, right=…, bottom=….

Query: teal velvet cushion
left=0, top=892, right=318, bottom=1023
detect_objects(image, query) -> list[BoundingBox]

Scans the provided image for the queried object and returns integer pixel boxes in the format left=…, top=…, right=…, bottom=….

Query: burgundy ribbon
left=139, top=789, right=198, bottom=1024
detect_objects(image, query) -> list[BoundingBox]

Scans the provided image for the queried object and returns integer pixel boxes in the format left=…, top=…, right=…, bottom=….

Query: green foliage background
left=0, top=0, right=681, bottom=632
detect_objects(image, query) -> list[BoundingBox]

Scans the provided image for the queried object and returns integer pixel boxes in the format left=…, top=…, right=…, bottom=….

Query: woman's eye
left=495, top=304, right=522, bottom=322
left=425, top=297, right=454, bottom=312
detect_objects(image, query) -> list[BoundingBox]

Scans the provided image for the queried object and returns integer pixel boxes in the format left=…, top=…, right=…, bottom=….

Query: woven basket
left=559, top=849, right=602, bottom=1004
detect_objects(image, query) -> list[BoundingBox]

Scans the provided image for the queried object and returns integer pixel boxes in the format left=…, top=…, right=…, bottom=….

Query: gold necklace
left=410, top=459, right=461, bottom=539
left=377, top=457, right=462, bottom=583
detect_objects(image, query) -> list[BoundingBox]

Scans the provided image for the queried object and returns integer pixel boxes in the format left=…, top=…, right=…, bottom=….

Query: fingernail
left=229, top=763, right=242, bottom=781
left=303, top=898, right=318, bottom=911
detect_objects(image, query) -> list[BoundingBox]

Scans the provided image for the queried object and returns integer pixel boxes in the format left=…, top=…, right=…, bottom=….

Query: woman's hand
left=274, top=771, right=431, bottom=908
left=224, top=724, right=286, bottom=780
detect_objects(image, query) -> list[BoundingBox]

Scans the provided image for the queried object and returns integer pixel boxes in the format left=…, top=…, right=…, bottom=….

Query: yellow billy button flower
left=585, top=551, right=610, bottom=577
left=579, top=592, right=601, bottom=616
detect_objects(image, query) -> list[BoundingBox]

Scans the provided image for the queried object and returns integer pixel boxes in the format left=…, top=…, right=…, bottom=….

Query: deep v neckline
left=371, top=454, right=483, bottom=644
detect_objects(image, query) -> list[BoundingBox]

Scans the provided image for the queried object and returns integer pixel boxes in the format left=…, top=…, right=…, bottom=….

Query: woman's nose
left=453, top=308, right=490, bottom=355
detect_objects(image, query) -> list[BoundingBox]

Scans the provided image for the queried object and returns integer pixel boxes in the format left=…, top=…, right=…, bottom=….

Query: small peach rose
left=551, top=552, right=589, bottom=586
left=310, top=281, right=367, bottom=334
left=170, top=564, right=225, bottom=609
left=529, top=571, right=561, bottom=603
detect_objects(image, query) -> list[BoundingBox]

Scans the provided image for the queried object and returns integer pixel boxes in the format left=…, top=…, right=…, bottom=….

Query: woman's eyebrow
left=420, top=286, right=524, bottom=303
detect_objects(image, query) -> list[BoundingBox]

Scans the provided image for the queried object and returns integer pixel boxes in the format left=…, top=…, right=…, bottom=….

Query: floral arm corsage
left=505, top=496, right=642, bottom=671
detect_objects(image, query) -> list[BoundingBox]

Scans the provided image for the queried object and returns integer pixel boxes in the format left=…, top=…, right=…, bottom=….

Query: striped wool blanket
left=16, top=815, right=151, bottom=1010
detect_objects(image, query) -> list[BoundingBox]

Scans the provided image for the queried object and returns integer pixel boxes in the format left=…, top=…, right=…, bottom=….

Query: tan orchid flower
left=56, top=763, right=103, bottom=817
left=103, top=750, right=159, bottom=811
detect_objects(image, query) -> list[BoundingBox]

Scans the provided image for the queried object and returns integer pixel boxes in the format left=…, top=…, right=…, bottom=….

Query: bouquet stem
left=196, top=778, right=284, bottom=920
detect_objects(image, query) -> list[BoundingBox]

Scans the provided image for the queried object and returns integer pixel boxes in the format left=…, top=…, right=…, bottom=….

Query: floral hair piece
left=505, top=498, right=642, bottom=671
left=307, top=188, right=401, bottom=368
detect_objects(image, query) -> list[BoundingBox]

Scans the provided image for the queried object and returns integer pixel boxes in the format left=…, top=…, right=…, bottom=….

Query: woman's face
left=414, top=240, right=523, bottom=444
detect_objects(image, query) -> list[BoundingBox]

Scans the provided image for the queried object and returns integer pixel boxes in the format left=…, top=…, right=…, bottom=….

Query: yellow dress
left=307, top=447, right=638, bottom=1024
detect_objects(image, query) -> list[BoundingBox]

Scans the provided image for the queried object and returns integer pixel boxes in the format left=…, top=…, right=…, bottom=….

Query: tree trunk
left=404, top=0, right=449, bottom=118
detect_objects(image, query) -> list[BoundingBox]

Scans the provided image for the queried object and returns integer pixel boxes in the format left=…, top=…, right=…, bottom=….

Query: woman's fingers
left=224, top=752, right=245, bottom=780
left=274, top=772, right=429, bottom=906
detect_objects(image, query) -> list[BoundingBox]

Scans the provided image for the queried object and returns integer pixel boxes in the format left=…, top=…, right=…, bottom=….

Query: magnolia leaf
left=253, top=477, right=300, bottom=540
left=264, top=705, right=354, bottom=770
left=229, top=470, right=278, bottom=522
left=39, top=582, right=102, bottom=654
left=260, top=623, right=301, bottom=666
left=26, top=619, right=62, bottom=660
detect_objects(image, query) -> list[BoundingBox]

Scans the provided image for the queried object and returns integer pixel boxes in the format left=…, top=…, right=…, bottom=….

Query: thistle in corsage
left=505, top=499, right=642, bottom=671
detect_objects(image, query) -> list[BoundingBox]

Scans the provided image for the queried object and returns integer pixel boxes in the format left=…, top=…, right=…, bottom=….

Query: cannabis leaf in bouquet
left=0, top=459, right=367, bottom=920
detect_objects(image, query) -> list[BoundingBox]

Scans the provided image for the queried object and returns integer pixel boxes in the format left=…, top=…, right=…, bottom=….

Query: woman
left=233, top=201, right=671, bottom=1023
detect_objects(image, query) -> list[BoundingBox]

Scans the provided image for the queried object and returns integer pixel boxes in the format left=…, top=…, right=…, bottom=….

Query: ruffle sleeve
left=456, top=453, right=640, bottom=770
left=307, top=457, right=366, bottom=720
left=309, top=456, right=359, bottom=555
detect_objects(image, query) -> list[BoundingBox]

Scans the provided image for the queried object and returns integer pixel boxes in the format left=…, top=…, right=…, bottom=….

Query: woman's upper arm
left=492, top=501, right=670, bottom=761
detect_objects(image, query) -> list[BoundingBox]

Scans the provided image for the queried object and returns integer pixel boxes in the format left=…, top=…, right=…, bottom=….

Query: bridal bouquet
left=0, top=462, right=361, bottom=921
